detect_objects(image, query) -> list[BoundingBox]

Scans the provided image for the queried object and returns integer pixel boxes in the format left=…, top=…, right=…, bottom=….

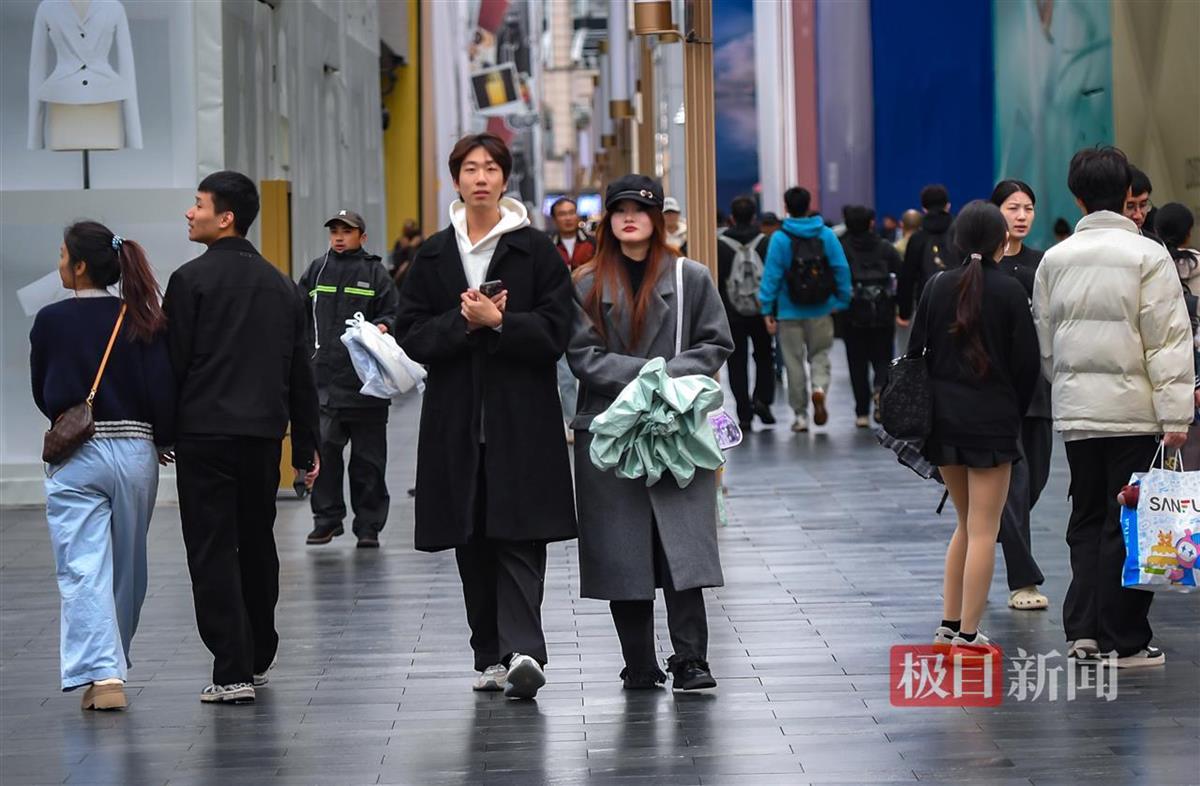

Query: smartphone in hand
left=479, top=279, right=505, bottom=298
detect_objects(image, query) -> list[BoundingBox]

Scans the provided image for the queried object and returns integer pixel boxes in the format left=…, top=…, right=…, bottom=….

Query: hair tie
left=969, top=252, right=982, bottom=262
left=111, top=234, right=124, bottom=251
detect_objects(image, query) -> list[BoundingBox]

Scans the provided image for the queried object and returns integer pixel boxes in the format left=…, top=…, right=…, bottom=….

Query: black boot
left=753, top=400, right=776, bottom=425
left=306, top=522, right=343, bottom=545
left=620, top=665, right=666, bottom=690
left=666, top=655, right=716, bottom=691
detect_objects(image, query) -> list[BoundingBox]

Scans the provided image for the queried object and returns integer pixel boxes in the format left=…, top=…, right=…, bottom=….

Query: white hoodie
left=449, top=197, right=530, bottom=289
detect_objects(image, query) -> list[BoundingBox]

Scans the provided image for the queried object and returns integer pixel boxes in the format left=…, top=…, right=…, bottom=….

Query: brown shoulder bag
left=42, top=304, right=127, bottom=464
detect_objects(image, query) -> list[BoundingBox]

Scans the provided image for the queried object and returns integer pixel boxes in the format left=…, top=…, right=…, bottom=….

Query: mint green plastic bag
left=588, top=357, right=726, bottom=488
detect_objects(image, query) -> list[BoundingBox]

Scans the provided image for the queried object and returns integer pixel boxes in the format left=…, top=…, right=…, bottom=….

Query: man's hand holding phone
left=462, top=280, right=507, bottom=331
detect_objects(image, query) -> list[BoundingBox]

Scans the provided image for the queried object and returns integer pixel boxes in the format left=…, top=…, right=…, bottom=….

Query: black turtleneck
left=622, top=252, right=649, bottom=294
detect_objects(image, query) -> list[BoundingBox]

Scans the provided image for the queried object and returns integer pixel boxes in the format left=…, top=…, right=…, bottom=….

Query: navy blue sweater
left=30, top=296, right=176, bottom=447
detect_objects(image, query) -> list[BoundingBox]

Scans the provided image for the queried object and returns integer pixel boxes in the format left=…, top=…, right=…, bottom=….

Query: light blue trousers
left=44, top=438, right=158, bottom=690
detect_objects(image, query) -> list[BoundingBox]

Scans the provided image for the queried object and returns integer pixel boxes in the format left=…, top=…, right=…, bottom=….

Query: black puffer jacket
left=298, top=247, right=400, bottom=412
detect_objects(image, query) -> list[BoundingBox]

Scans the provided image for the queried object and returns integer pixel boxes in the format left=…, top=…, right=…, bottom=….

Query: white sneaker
left=950, top=631, right=999, bottom=660
left=1108, top=646, right=1165, bottom=669
left=503, top=653, right=545, bottom=699
left=933, top=626, right=957, bottom=652
left=253, top=655, right=277, bottom=687
left=1066, top=638, right=1100, bottom=660
left=791, top=416, right=809, bottom=433
left=200, top=682, right=255, bottom=704
left=855, top=416, right=870, bottom=428
left=472, top=663, right=507, bottom=692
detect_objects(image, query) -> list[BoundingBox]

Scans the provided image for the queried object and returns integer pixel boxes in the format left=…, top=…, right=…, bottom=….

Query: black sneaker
left=667, top=656, right=716, bottom=691
left=753, top=400, right=776, bottom=425
left=356, top=532, right=380, bottom=549
left=620, top=666, right=666, bottom=690
left=306, top=523, right=343, bottom=545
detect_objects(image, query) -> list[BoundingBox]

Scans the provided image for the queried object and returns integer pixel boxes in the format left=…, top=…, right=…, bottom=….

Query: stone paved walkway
left=2, top=347, right=1197, bottom=785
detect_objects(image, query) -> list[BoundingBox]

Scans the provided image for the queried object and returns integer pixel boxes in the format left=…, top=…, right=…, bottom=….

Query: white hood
left=449, top=197, right=530, bottom=289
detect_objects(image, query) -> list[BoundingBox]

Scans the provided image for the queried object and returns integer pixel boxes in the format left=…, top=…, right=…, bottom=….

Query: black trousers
left=1063, top=435, right=1157, bottom=655
left=842, top=324, right=894, bottom=416
left=727, top=313, right=775, bottom=422
left=176, top=436, right=282, bottom=685
left=998, top=417, right=1053, bottom=589
left=311, top=408, right=390, bottom=535
left=608, top=523, right=708, bottom=670
left=454, top=446, right=548, bottom=671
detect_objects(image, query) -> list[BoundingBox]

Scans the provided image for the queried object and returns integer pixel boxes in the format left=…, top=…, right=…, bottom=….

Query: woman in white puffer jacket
left=1031, top=147, right=1192, bottom=669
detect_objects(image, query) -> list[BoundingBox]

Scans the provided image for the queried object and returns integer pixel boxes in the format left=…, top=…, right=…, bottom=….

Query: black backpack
left=781, top=229, right=835, bottom=306
left=920, top=230, right=955, bottom=284
left=845, top=240, right=893, bottom=328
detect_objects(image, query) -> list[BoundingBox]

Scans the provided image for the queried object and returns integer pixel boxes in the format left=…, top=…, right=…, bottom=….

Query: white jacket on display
left=27, top=0, right=142, bottom=149
left=1033, top=210, right=1193, bottom=438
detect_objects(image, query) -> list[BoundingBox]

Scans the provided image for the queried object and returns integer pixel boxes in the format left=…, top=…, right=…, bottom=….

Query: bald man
left=894, top=209, right=922, bottom=258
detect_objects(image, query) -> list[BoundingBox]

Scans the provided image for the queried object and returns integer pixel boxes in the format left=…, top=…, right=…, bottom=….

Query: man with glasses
left=1124, top=167, right=1159, bottom=243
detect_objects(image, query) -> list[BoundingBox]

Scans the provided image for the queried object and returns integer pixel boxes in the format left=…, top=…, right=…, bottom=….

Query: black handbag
left=879, top=273, right=942, bottom=441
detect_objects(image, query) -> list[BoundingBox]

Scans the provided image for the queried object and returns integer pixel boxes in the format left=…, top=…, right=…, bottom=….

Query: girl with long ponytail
left=30, top=221, right=176, bottom=711
left=907, top=200, right=1041, bottom=660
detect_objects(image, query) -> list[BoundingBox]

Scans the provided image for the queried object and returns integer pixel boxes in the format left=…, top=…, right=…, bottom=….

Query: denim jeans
left=44, top=438, right=158, bottom=690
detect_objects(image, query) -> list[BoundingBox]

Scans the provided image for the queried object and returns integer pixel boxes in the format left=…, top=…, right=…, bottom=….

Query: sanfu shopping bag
left=1120, top=446, right=1200, bottom=592
left=340, top=312, right=426, bottom=399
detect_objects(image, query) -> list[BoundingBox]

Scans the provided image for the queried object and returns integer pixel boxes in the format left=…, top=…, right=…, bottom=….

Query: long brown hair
left=575, top=202, right=678, bottom=349
left=64, top=221, right=166, bottom=342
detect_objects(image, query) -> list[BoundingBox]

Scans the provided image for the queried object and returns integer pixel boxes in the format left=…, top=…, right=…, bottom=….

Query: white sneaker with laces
left=503, top=653, right=545, bottom=699
left=472, top=664, right=507, bottom=692
left=253, top=654, right=277, bottom=687
left=200, top=683, right=255, bottom=703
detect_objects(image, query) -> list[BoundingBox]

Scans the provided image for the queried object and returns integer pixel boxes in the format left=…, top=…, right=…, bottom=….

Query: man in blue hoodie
left=759, top=187, right=852, bottom=432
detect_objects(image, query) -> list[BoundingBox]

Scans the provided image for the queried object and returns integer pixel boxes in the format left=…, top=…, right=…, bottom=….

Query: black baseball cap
left=604, top=175, right=664, bottom=211
left=325, top=209, right=365, bottom=231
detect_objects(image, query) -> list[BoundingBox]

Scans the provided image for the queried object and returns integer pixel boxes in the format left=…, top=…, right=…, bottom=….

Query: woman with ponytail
left=29, top=221, right=175, bottom=710
left=906, top=200, right=1040, bottom=658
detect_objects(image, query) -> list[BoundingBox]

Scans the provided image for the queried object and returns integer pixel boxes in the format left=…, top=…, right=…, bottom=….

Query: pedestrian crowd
left=29, top=133, right=1196, bottom=710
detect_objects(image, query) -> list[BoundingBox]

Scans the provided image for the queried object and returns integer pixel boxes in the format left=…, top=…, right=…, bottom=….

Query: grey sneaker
left=1066, top=638, right=1100, bottom=661
left=1110, top=646, right=1165, bottom=669
left=472, top=664, right=507, bottom=692
left=200, top=683, right=255, bottom=704
left=253, top=655, right=277, bottom=687
left=503, top=654, right=545, bottom=699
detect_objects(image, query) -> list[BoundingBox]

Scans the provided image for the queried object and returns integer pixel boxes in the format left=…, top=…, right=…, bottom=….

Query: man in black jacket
left=298, top=210, right=399, bottom=548
left=163, top=170, right=320, bottom=705
left=897, top=184, right=958, bottom=324
left=716, top=196, right=775, bottom=428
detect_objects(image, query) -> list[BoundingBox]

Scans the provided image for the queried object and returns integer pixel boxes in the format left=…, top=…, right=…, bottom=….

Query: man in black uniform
left=299, top=209, right=399, bottom=548
left=163, top=171, right=320, bottom=704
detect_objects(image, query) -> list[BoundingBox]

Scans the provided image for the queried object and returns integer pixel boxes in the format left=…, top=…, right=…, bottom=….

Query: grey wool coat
left=568, top=255, right=734, bottom=600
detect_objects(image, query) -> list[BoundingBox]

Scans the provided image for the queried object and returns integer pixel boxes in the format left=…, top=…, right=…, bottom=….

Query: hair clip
left=969, top=252, right=983, bottom=261
left=111, top=234, right=124, bottom=251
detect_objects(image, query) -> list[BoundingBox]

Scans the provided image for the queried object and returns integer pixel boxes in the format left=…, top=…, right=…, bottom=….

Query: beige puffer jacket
left=1032, top=211, right=1193, bottom=435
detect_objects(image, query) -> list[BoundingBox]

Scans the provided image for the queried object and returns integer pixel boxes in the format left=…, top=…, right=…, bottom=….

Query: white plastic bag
left=340, top=312, right=426, bottom=399
left=1121, top=445, right=1200, bottom=592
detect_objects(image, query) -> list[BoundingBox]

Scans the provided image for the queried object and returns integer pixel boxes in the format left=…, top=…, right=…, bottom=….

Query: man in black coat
left=298, top=209, right=399, bottom=548
left=897, top=184, right=958, bottom=323
left=163, top=171, right=320, bottom=704
left=395, top=134, right=576, bottom=700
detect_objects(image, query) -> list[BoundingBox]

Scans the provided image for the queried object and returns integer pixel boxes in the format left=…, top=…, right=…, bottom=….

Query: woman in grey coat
left=568, top=175, right=734, bottom=691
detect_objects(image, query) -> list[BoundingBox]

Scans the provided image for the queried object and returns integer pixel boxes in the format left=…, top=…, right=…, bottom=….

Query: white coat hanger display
left=27, top=0, right=143, bottom=163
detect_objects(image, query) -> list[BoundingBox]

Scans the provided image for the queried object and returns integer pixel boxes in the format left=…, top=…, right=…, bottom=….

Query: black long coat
left=396, top=225, right=578, bottom=551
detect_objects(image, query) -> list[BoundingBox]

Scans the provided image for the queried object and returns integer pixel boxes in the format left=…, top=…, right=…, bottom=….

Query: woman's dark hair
left=1156, top=202, right=1197, bottom=280
left=575, top=196, right=677, bottom=350
left=197, top=170, right=259, bottom=236
left=1067, top=146, right=1131, bottom=214
left=989, top=179, right=1036, bottom=207
left=63, top=221, right=165, bottom=342
left=448, top=133, right=513, bottom=183
left=948, top=201, right=1007, bottom=379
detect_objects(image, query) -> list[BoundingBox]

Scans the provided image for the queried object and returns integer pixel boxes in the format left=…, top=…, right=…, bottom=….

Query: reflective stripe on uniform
left=309, top=285, right=338, bottom=297
left=343, top=287, right=375, bottom=297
